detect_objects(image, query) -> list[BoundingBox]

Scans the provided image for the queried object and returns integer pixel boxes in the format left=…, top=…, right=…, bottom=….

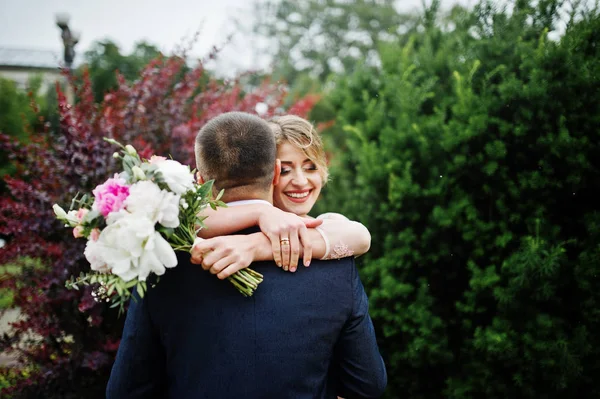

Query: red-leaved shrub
left=0, top=52, right=316, bottom=398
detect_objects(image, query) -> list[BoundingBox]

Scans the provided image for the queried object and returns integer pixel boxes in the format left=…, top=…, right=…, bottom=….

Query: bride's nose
left=292, top=170, right=308, bottom=186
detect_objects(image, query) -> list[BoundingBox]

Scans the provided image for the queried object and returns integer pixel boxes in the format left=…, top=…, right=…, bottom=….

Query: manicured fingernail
left=277, top=263, right=282, bottom=267
left=290, top=267, right=296, bottom=272
left=304, top=260, right=310, bottom=267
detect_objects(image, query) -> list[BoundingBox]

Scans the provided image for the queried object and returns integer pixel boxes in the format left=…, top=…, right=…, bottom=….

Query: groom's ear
left=272, top=159, right=281, bottom=186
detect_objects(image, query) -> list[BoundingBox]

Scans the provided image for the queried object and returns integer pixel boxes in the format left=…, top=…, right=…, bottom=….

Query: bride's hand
left=257, top=207, right=322, bottom=272
left=190, top=236, right=254, bottom=280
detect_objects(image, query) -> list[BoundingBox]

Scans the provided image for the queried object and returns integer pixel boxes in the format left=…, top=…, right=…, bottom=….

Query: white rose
left=125, top=181, right=180, bottom=228
left=98, top=214, right=155, bottom=282
left=97, top=213, right=177, bottom=282
left=154, top=159, right=195, bottom=195
left=84, top=238, right=109, bottom=273
left=137, top=232, right=177, bottom=281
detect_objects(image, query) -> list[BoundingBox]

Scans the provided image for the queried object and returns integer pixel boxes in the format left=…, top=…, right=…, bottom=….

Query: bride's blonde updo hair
left=267, top=115, right=329, bottom=184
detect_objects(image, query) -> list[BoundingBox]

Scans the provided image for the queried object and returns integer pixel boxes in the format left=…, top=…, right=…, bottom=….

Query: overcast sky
left=0, top=0, right=472, bottom=76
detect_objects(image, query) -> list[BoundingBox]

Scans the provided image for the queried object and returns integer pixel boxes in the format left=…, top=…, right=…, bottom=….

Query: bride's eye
left=281, top=168, right=292, bottom=175
left=303, top=163, right=318, bottom=172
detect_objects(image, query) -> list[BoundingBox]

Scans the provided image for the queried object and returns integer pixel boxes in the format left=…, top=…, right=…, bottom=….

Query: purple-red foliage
left=0, top=52, right=316, bottom=397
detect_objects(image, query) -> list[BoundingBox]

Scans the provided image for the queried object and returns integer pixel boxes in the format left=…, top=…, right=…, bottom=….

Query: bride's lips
left=284, top=190, right=312, bottom=203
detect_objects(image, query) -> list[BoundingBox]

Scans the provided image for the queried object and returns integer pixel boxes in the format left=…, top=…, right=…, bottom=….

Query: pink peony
left=92, top=176, right=130, bottom=217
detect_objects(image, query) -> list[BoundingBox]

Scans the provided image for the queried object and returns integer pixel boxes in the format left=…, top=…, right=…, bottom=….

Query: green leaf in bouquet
left=69, top=193, right=94, bottom=212
left=125, top=279, right=138, bottom=289
left=215, top=188, right=225, bottom=201
left=115, top=282, right=124, bottom=296
left=122, top=155, right=139, bottom=176
left=122, top=164, right=133, bottom=179
left=158, top=226, right=175, bottom=239
left=141, top=162, right=158, bottom=175
left=83, top=209, right=101, bottom=224
left=197, top=180, right=214, bottom=199
left=69, top=193, right=80, bottom=210
left=107, top=282, right=116, bottom=297
left=136, top=282, right=145, bottom=299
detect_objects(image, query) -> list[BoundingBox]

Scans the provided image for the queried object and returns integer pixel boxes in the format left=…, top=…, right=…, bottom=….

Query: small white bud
left=180, top=199, right=189, bottom=209
left=132, top=166, right=146, bottom=181
left=53, top=204, right=68, bottom=219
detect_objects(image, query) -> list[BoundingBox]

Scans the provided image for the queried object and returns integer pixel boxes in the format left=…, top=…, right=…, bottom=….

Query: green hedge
left=317, top=1, right=600, bottom=397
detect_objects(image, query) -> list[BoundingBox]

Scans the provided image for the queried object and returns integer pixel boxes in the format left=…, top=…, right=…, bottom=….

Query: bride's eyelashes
left=280, top=164, right=318, bottom=176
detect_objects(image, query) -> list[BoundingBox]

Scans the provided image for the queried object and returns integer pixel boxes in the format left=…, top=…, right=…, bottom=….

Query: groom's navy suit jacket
left=106, top=232, right=387, bottom=399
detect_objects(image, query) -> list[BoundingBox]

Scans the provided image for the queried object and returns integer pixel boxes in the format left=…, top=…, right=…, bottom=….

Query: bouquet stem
left=178, top=243, right=263, bottom=296
left=227, top=269, right=263, bottom=296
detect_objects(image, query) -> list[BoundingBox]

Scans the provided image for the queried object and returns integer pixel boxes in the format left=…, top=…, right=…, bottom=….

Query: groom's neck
left=219, top=189, right=273, bottom=205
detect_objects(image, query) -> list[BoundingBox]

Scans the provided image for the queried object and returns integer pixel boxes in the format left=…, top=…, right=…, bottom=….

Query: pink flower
left=76, top=208, right=89, bottom=221
left=92, top=177, right=130, bottom=217
left=90, top=228, right=101, bottom=242
left=149, top=155, right=167, bottom=164
left=73, top=226, right=84, bottom=238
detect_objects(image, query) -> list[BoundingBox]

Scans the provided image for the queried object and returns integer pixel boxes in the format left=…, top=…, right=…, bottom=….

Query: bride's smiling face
left=273, top=142, right=323, bottom=217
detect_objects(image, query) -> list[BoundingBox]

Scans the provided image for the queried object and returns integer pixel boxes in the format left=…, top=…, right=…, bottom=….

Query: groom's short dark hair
left=195, top=112, right=276, bottom=192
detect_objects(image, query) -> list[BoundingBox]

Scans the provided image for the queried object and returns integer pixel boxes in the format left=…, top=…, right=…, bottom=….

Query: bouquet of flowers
left=53, top=138, right=263, bottom=314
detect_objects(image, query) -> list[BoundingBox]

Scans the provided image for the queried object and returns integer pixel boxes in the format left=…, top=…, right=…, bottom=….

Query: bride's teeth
left=287, top=192, right=309, bottom=198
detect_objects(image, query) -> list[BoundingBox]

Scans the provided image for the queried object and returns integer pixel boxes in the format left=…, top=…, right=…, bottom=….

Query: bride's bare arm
left=198, top=204, right=322, bottom=269
left=191, top=218, right=371, bottom=279
left=314, top=219, right=371, bottom=259
left=197, top=204, right=267, bottom=238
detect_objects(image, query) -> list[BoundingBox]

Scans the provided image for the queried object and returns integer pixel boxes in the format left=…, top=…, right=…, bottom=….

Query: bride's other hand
left=191, top=236, right=255, bottom=280
left=257, top=207, right=322, bottom=272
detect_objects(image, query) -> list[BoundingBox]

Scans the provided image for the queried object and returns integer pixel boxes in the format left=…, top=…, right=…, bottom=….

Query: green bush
left=0, top=367, right=35, bottom=393
left=0, top=258, right=45, bottom=309
left=317, top=1, right=600, bottom=397
left=0, top=76, right=59, bottom=180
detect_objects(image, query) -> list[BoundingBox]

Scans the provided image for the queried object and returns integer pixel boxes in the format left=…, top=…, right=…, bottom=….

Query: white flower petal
left=125, top=181, right=180, bottom=228
left=154, top=160, right=195, bottom=195
left=153, top=232, right=177, bottom=268
left=112, top=259, right=137, bottom=282
left=84, top=239, right=109, bottom=272
left=139, top=246, right=165, bottom=281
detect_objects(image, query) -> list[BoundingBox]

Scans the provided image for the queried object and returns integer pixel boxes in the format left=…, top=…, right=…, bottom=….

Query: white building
left=0, top=47, right=77, bottom=102
left=0, top=47, right=64, bottom=93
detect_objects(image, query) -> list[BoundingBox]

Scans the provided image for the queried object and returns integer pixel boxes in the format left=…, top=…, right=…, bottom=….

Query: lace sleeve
left=315, top=225, right=355, bottom=260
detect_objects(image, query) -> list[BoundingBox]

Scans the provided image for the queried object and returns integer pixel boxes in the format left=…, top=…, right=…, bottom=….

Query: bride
left=191, top=114, right=371, bottom=280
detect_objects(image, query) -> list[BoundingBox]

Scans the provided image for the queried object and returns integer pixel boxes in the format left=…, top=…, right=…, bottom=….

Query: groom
left=106, top=112, right=387, bottom=398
